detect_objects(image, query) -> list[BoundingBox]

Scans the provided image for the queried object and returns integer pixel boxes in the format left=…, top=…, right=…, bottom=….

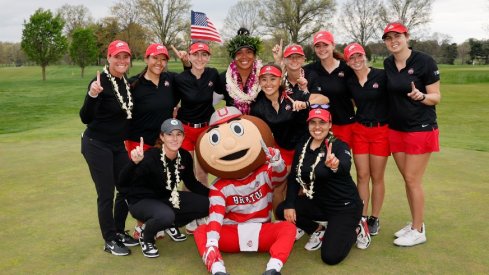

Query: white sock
left=266, top=258, right=283, bottom=272
left=211, top=261, right=226, bottom=274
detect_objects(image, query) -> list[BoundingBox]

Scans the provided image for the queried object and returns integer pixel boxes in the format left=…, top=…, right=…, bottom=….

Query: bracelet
left=417, top=94, right=426, bottom=102
left=305, top=101, right=310, bottom=108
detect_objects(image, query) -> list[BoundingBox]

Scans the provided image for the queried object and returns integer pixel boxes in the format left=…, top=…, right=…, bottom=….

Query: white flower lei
left=103, top=65, right=133, bottom=119
left=160, top=147, right=181, bottom=209
left=296, top=137, right=322, bottom=199
left=225, top=59, right=262, bottom=104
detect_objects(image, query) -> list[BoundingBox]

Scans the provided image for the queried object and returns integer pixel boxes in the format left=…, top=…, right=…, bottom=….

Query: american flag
left=191, top=11, right=222, bottom=43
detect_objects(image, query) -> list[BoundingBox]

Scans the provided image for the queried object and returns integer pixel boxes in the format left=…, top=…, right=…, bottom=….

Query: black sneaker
left=104, top=239, right=130, bottom=256
left=165, top=227, right=187, bottom=242
left=139, top=233, right=159, bottom=258
left=117, top=231, right=139, bottom=247
left=367, top=216, right=380, bottom=236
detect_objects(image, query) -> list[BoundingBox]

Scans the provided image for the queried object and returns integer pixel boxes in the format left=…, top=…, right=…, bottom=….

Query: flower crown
left=226, top=28, right=263, bottom=58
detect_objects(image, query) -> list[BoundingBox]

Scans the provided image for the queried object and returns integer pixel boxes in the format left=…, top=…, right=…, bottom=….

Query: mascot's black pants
left=129, top=192, right=209, bottom=242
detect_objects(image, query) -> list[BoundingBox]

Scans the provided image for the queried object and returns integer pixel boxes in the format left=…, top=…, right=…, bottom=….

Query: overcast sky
left=0, top=0, right=487, bottom=44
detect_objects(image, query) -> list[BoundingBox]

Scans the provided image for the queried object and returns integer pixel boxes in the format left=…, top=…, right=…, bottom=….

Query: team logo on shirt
left=208, top=81, right=214, bottom=87
left=408, top=68, right=414, bottom=75
left=434, top=70, right=440, bottom=76
left=178, top=164, right=185, bottom=170
left=372, top=82, right=379, bottom=89
left=247, top=240, right=253, bottom=247
left=285, top=104, right=291, bottom=111
left=164, top=80, right=170, bottom=87
left=338, top=71, right=345, bottom=77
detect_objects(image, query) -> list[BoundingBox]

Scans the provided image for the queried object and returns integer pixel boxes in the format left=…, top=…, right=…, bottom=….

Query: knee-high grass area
left=1, top=62, right=488, bottom=274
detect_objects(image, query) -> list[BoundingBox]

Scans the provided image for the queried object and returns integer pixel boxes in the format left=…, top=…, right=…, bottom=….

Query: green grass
left=1, top=64, right=489, bottom=274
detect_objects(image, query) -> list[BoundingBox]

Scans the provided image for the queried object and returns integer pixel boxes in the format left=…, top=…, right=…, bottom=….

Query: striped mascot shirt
left=205, top=161, right=287, bottom=246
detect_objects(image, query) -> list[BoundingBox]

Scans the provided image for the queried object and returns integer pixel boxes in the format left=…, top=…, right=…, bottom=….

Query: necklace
left=225, top=59, right=262, bottom=114
left=103, top=65, right=133, bottom=119
left=161, top=147, right=181, bottom=209
left=296, top=133, right=336, bottom=199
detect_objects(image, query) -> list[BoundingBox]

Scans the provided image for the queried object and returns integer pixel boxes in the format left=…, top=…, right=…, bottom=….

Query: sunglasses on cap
left=310, top=104, right=330, bottom=109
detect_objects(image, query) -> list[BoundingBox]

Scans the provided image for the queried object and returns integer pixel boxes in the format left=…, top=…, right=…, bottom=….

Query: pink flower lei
left=225, top=59, right=262, bottom=114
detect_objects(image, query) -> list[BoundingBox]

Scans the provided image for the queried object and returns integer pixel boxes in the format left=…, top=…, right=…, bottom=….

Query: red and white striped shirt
left=205, top=161, right=287, bottom=246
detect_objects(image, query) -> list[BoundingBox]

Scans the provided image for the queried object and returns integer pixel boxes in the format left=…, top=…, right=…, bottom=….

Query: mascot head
left=196, top=106, right=274, bottom=179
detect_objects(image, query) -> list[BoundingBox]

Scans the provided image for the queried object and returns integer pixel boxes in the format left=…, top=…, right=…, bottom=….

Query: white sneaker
left=394, top=224, right=426, bottom=247
left=394, top=222, right=413, bottom=238
left=356, top=217, right=371, bottom=249
left=304, top=230, right=325, bottom=251
left=186, top=217, right=208, bottom=235
left=295, top=228, right=305, bottom=241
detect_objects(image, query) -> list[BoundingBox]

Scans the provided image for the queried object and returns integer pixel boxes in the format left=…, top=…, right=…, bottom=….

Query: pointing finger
left=170, top=45, right=181, bottom=58
left=279, top=38, right=283, bottom=50
left=139, top=137, right=144, bottom=149
left=411, top=81, right=417, bottom=91
left=96, top=70, right=101, bottom=85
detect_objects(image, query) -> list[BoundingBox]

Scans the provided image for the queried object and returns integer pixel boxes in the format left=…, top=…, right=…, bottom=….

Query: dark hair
left=130, top=66, right=148, bottom=89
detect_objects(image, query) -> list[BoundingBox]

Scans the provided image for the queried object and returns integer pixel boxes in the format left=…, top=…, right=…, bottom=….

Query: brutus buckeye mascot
left=193, top=106, right=296, bottom=275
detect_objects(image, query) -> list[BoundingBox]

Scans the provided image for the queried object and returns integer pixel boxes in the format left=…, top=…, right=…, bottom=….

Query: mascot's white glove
left=266, top=147, right=282, bottom=167
left=202, top=244, right=223, bottom=272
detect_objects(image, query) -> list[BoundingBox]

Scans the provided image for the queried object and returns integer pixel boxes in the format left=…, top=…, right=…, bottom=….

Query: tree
left=56, top=4, right=93, bottom=38
left=261, top=0, right=336, bottom=44
left=439, top=43, right=458, bottom=65
left=70, top=28, right=98, bottom=78
left=223, top=0, right=263, bottom=39
left=92, top=17, right=121, bottom=64
left=457, top=41, right=470, bottom=65
left=111, top=0, right=146, bottom=57
left=338, top=0, right=382, bottom=45
left=21, top=9, right=68, bottom=80
left=379, top=0, right=434, bottom=35
left=138, top=0, right=191, bottom=46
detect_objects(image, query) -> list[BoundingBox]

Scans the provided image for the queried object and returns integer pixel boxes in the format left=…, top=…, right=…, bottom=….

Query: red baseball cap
left=382, top=22, right=409, bottom=39
left=259, top=65, right=282, bottom=77
left=343, top=42, right=366, bottom=61
left=145, top=43, right=169, bottom=59
left=283, top=44, right=305, bottom=58
left=107, top=40, right=131, bottom=58
left=307, top=108, right=332, bottom=122
left=189, top=42, right=211, bottom=54
left=209, top=106, right=242, bottom=126
left=313, top=31, right=334, bottom=46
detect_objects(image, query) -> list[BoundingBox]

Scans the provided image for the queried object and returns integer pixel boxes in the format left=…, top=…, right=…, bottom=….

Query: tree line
left=3, top=0, right=489, bottom=80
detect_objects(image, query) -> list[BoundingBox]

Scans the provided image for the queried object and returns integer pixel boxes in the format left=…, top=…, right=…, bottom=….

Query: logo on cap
left=266, top=67, right=272, bottom=71
left=157, top=45, right=164, bottom=50
left=116, top=42, right=125, bottom=48
left=198, top=44, right=204, bottom=48
left=387, top=24, right=394, bottom=30
left=348, top=45, right=356, bottom=51
left=316, top=33, right=323, bottom=38
left=170, top=119, right=179, bottom=125
left=292, top=47, right=297, bottom=50
left=314, top=109, right=321, bottom=114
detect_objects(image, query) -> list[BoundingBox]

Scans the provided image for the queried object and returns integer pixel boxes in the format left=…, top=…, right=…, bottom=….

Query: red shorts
left=276, top=145, right=294, bottom=167
left=331, top=124, right=353, bottom=148
left=352, top=123, right=390, bottom=156
left=181, top=124, right=209, bottom=151
left=124, top=140, right=153, bottom=158
left=389, top=128, right=440, bottom=154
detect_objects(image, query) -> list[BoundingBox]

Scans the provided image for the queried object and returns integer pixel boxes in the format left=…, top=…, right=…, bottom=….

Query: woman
left=276, top=108, right=370, bottom=265
left=382, top=22, right=441, bottom=247
left=304, top=31, right=355, bottom=147
left=175, top=42, right=221, bottom=185
left=80, top=40, right=138, bottom=256
left=344, top=42, right=389, bottom=236
left=126, top=43, right=186, bottom=242
left=119, top=118, right=209, bottom=258
left=217, top=28, right=263, bottom=114
left=250, top=63, right=328, bottom=214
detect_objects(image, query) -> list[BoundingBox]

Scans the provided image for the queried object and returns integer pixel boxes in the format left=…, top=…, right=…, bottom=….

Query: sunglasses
left=310, top=104, right=330, bottom=109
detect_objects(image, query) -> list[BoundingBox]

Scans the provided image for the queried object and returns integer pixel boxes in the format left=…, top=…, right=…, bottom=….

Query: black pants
left=276, top=197, right=362, bottom=265
left=129, top=191, right=209, bottom=242
left=81, top=133, right=129, bottom=242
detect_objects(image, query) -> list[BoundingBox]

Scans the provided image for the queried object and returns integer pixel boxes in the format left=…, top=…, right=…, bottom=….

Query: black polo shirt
left=384, top=50, right=440, bottom=132
left=250, top=89, right=310, bottom=150
left=346, top=67, right=389, bottom=124
left=80, top=74, right=130, bottom=143
left=175, top=67, right=221, bottom=124
left=304, top=60, right=355, bottom=125
left=127, top=72, right=179, bottom=146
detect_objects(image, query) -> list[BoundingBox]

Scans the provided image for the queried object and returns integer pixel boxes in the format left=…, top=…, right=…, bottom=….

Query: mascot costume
left=193, top=106, right=296, bottom=275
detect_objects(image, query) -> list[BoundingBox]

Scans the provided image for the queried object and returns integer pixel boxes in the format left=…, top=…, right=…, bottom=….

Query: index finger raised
left=96, top=70, right=101, bottom=85
left=140, top=137, right=144, bottom=148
